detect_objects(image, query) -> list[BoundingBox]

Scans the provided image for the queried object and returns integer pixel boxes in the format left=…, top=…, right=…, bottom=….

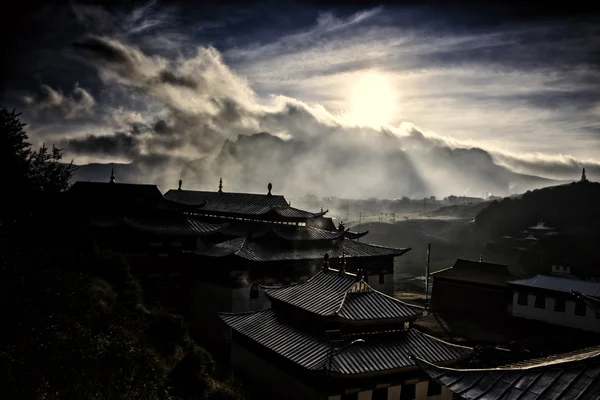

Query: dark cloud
left=157, top=70, right=199, bottom=89
left=73, top=36, right=131, bottom=64
left=62, top=132, right=138, bottom=158
left=153, top=119, right=173, bottom=135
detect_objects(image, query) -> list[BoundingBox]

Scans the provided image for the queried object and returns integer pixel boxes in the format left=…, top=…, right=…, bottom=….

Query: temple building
left=220, top=257, right=472, bottom=400
left=429, top=259, right=519, bottom=316
left=417, top=346, right=600, bottom=400
left=65, top=177, right=225, bottom=254
left=509, top=274, right=600, bottom=333
left=164, top=180, right=412, bottom=346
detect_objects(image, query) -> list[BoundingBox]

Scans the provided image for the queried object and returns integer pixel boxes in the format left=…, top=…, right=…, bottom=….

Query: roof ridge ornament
left=267, top=182, right=272, bottom=196
left=109, top=168, right=115, bottom=184
left=178, top=179, right=182, bottom=191
left=339, top=251, right=346, bottom=276
left=322, top=253, right=330, bottom=272
left=218, top=177, right=223, bottom=193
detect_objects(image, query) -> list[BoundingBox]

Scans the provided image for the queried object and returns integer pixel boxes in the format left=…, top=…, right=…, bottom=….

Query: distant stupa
left=581, top=168, right=588, bottom=183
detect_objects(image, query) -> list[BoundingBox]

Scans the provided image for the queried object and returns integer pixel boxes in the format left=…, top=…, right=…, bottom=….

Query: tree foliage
left=0, top=109, right=244, bottom=399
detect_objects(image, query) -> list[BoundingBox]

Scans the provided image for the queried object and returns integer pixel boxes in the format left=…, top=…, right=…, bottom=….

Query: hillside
left=476, top=181, right=600, bottom=236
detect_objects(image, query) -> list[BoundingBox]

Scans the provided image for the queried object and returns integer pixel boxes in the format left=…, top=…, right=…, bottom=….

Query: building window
left=371, top=388, right=387, bottom=400
left=379, top=273, right=385, bottom=284
left=534, top=295, right=546, bottom=309
left=517, top=292, right=528, bottom=306
left=575, top=301, right=587, bottom=316
left=554, top=298, right=566, bottom=312
left=427, top=381, right=442, bottom=396
left=400, top=384, right=416, bottom=400
left=249, top=284, right=259, bottom=299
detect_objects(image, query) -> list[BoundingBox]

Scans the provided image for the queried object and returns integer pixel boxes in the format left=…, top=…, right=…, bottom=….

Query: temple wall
left=231, top=341, right=325, bottom=400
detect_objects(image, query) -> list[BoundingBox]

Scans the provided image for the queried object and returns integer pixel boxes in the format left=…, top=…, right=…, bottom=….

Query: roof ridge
left=333, top=291, right=350, bottom=316
left=234, top=237, right=246, bottom=255
left=366, top=289, right=427, bottom=310
left=416, top=348, right=600, bottom=373
left=218, top=308, right=272, bottom=317
left=347, top=241, right=412, bottom=252
left=409, top=328, right=473, bottom=351
left=166, top=188, right=286, bottom=197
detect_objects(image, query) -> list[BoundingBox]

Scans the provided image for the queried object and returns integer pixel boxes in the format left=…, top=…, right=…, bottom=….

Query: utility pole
left=425, top=241, right=431, bottom=303
left=358, top=210, right=362, bottom=241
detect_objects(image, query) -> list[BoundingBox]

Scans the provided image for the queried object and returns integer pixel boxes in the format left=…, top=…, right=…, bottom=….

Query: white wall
left=512, top=291, right=600, bottom=333
left=366, top=273, right=394, bottom=296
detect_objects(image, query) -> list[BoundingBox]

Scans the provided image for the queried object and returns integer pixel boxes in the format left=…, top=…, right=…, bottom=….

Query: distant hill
left=475, top=181, right=600, bottom=236
left=68, top=132, right=565, bottom=197
left=475, top=181, right=600, bottom=270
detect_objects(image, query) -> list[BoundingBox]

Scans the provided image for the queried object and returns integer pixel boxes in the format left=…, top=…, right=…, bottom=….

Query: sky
left=1, top=0, right=599, bottom=197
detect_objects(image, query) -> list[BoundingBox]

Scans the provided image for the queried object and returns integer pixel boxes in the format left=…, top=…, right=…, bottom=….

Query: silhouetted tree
left=0, top=109, right=244, bottom=399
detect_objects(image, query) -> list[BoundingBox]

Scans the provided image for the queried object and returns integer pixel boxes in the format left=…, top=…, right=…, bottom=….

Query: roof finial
left=581, top=167, right=588, bottom=182
left=338, top=221, right=345, bottom=232
left=322, top=253, right=330, bottom=272
left=218, top=177, right=223, bottom=193
left=479, top=254, right=484, bottom=262
left=178, top=179, right=182, bottom=190
left=109, top=168, right=115, bottom=184
left=355, top=268, right=363, bottom=282
left=339, top=251, right=346, bottom=275
left=267, top=182, right=272, bottom=196
left=321, top=207, right=324, bottom=213
left=289, top=200, right=291, bottom=207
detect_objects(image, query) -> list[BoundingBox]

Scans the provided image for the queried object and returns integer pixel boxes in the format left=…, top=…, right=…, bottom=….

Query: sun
left=347, top=72, right=397, bottom=127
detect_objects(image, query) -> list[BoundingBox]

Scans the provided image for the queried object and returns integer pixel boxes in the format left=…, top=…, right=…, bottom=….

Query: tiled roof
left=265, top=269, right=423, bottom=321
left=338, top=292, right=424, bottom=321
left=272, top=206, right=327, bottom=219
left=164, top=189, right=288, bottom=214
left=123, top=217, right=226, bottom=236
left=509, top=275, right=600, bottom=297
left=430, top=259, right=517, bottom=288
left=220, top=309, right=471, bottom=375
left=216, top=223, right=352, bottom=241
left=148, top=197, right=206, bottom=213
left=164, top=189, right=326, bottom=220
left=345, top=230, right=369, bottom=240
left=68, top=181, right=163, bottom=210
left=191, top=238, right=410, bottom=262
left=266, top=269, right=357, bottom=315
left=261, top=226, right=345, bottom=241
left=417, top=346, right=600, bottom=400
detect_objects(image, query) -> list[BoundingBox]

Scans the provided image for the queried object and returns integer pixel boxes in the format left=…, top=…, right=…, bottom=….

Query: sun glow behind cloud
left=344, top=71, right=398, bottom=128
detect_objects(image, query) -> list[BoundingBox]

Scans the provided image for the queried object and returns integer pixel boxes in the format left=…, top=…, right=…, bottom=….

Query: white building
left=509, top=275, right=600, bottom=333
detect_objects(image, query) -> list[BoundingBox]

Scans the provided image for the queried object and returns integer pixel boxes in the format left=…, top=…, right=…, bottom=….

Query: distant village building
left=444, top=195, right=485, bottom=205
left=523, top=220, right=558, bottom=240
left=429, top=259, right=518, bottom=316
left=220, top=260, right=472, bottom=400
left=549, top=262, right=600, bottom=283
left=509, top=275, right=600, bottom=333
left=417, top=346, right=600, bottom=400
